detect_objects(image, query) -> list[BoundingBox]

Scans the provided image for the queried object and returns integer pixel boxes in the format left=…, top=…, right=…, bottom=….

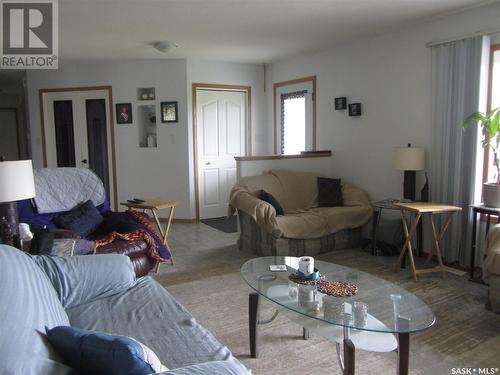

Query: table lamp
left=394, top=144, right=425, bottom=201
left=0, top=160, right=36, bottom=246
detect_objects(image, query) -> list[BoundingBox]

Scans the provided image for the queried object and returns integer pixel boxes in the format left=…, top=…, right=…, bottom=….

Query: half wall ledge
left=235, top=150, right=332, bottom=161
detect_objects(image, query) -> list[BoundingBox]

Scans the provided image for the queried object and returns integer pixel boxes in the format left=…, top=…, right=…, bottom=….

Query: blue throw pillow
left=54, top=200, right=104, bottom=237
left=46, top=326, right=168, bottom=375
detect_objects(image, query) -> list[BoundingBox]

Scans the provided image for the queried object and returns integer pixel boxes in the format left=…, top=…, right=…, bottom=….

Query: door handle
left=205, top=162, right=211, bottom=165
left=82, top=159, right=88, bottom=164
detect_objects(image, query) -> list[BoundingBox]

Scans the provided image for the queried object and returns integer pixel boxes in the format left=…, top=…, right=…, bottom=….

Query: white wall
left=237, top=156, right=334, bottom=179
left=26, top=59, right=267, bottom=219
left=26, top=60, right=191, bottom=218
left=265, top=2, right=500, bottom=201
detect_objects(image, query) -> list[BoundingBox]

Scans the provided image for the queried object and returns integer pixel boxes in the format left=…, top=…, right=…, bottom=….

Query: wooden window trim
left=482, top=44, right=500, bottom=186
left=273, top=76, right=316, bottom=154
left=479, top=44, right=499, bottom=220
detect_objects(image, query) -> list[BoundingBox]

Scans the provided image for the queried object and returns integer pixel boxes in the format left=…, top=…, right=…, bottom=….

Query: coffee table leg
left=372, top=209, right=381, bottom=256
left=397, top=317, right=410, bottom=375
left=249, top=293, right=259, bottom=358
left=344, top=339, right=355, bottom=375
left=303, top=327, right=310, bottom=340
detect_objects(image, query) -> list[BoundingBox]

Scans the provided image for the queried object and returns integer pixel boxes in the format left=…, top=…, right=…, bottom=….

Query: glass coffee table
left=241, top=257, right=435, bottom=375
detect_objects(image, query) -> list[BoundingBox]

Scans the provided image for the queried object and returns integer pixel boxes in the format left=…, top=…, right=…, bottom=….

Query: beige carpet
left=154, top=223, right=500, bottom=374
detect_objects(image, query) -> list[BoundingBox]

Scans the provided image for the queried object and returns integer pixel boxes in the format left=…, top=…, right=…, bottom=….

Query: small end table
left=120, top=199, right=177, bottom=270
left=394, top=202, right=461, bottom=281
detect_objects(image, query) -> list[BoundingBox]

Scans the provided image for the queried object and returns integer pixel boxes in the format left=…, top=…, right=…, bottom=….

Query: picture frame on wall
left=334, top=97, right=347, bottom=110
left=116, top=103, right=133, bottom=124
left=348, top=103, right=362, bottom=117
left=161, top=101, right=178, bottom=123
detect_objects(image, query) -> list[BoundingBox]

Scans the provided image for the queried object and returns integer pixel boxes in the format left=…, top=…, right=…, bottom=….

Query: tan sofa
left=484, top=224, right=500, bottom=312
left=229, top=170, right=372, bottom=256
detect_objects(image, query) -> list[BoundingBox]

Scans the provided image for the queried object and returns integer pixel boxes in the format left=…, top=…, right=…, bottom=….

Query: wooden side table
left=120, top=199, right=177, bottom=269
left=394, top=202, right=461, bottom=281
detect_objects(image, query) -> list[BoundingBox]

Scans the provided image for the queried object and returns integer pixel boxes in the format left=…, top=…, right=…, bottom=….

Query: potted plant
left=463, top=107, right=500, bottom=207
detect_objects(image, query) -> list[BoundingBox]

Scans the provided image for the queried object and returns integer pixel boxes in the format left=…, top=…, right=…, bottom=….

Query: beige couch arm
left=342, top=183, right=370, bottom=207
left=484, top=223, right=500, bottom=283
left=229, top=187, right=282, bottom=238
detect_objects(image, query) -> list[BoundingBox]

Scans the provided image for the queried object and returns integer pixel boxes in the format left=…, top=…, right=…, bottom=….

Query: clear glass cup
left=353, top=301, right=368, bottom=328
left=323, top=295, right=345, bottom=323
left=298, top=284, right=316, bottom=306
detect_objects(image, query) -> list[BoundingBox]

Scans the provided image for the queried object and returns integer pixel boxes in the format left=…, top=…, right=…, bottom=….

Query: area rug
left=200, top=216, right=237, bottom=233
left=155, top=223, right=500, bottom=374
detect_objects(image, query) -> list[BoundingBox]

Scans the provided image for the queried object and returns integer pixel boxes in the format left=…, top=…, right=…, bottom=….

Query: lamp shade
left=394, top=146, right=425, bottom=171
left=0, top=160, right=36, bottom=202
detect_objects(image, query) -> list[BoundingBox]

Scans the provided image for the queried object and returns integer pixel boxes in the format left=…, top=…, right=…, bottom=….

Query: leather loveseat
left=18, top=167, right=168, bottom=277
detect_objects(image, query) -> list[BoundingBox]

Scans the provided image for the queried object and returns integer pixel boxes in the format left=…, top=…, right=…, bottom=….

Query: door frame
left=192, top=83, right=252, bottom=221
left=0, top=108, right=21, bottom=159
left=39, top=85, right=118, bottom=210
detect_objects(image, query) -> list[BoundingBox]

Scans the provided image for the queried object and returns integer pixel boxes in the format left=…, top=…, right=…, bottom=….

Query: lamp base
left=1, top=202, right=20, bottom=248
left=403, top=171, right=416, bottom=201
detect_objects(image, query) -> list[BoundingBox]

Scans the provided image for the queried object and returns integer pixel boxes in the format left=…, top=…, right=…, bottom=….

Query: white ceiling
left=56, top=0, right=493, bottom=63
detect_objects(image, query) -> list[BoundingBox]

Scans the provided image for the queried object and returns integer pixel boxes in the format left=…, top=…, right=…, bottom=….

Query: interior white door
left=41, top=89, right=115, bottom=206
left=196, top=89, right=246, bottom=219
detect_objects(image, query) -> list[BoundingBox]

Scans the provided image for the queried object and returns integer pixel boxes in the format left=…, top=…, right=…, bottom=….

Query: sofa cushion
left=260, top=190, right=284, bottom=216
left=237, top=173, right=289, bottom=206
left=67, top=277, right=246, bottom=371
left=34, top=253, right=136, bottom=309
left=0, top=245, right=73, bottom=374
left=162, top=360, right=248, bottom=375
left=271, top=170, right=319, bottom=209
left=46, top=326, right=168, bottom=375
left=275, top=206, right=373, bottom=239
left=54, top=199, right=104, bottom=237
left=317, top=177, right=344, bottom=207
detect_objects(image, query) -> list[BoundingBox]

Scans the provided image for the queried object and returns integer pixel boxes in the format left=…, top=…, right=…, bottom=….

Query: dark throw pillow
left=317, top=177, right=344, bottom=207
left=46, top=326, right=168, bottom=375
left=260, top=190, right=285, bottom=216
left=54, top=200, right=104, bottom=237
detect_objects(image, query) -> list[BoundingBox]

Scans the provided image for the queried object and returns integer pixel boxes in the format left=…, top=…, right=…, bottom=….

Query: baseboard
left=171, top=218, right=197, bottom=223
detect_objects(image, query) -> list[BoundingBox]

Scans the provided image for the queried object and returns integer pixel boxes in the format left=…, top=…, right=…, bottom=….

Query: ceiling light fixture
left=153, top=41, right=178, bottom=53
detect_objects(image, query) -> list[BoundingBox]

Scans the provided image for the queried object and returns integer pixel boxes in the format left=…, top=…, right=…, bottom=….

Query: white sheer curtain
left=429, top=35, right=486, bottom=265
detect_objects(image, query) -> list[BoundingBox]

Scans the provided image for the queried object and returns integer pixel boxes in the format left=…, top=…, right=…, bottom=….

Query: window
left=273, top=76, right=316, bottom=155
left=482, top=44, right=500, bottom=185
left=280, top=90, right=306, bottom=154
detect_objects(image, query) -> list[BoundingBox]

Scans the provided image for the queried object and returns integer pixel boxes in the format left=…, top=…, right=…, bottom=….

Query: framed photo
left=334, top=97, right=347, bottom=110
left=348, top=103, right=362, bottom=117
left=116, top=103, right=132, bottom=124
left=161, top=101, right=178, bottom=123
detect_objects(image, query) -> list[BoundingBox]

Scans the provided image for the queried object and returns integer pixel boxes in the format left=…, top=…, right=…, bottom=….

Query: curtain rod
left=426, top=27, right=500, bottom=47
